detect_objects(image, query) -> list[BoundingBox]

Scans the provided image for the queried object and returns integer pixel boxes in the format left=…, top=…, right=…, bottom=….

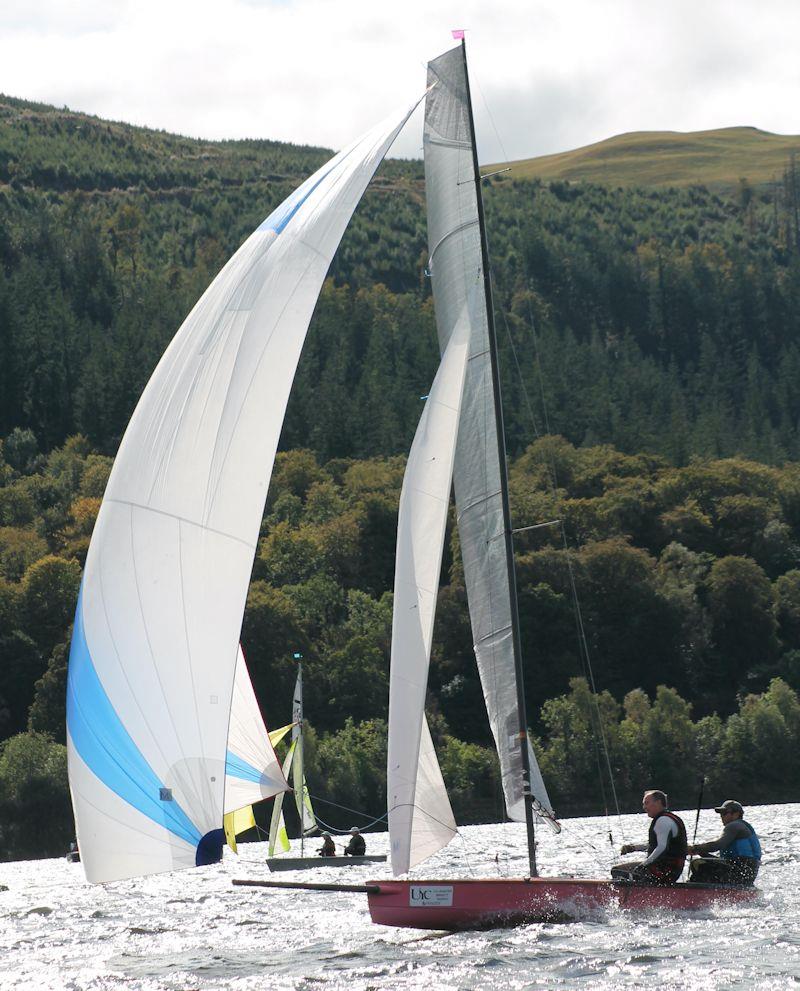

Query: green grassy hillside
left=493, top=126, right=800, bottom=189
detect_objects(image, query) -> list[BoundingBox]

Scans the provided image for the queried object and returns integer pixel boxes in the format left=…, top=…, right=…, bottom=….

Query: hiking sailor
left=611, top=789, right=688, bottom=883
left=687, top=799, right=761, bottom=885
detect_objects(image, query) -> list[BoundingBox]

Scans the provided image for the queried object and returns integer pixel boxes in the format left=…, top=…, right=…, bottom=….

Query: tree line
left=3, top=96, right=800, bottom=859
left=5, top=95, right=800, bottom=465
left=1, top=433, right=799, bottom=858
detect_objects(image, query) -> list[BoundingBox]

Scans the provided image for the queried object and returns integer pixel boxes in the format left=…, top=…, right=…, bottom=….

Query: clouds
left=1, top=0, right=797, bottom=163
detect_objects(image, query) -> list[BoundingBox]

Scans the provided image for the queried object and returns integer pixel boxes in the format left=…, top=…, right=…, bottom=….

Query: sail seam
left=105, top=498, right=257, bottom=551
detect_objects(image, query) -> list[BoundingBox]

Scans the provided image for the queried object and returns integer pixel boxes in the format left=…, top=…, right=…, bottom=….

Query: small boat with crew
left=64, top=26, right=759, bottom=926
left=233, top=38, right=761, bottom=928
left=265, top=662, right=386, bottom=871
left=365, top=37, right=760, bottom=930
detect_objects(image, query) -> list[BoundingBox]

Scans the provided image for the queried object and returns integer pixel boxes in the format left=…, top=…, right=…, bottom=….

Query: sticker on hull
left=409, top=885, right=453, bottom=907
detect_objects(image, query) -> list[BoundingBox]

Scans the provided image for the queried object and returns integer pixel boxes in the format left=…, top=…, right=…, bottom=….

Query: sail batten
left=67, top=99, right=421, bottom=884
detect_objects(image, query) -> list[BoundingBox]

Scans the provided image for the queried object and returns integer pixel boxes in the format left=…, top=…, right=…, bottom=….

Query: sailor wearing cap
left=343, top=826, right=366, bottom=857
left=688, top=799, right=762, bottom=885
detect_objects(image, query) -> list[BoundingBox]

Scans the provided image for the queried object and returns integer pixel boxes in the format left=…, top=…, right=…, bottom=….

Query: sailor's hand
left=620, top=843, right=635, bottom=855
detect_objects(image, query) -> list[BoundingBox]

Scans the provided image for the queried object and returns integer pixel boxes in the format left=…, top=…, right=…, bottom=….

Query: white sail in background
left=224, top=646, right=287, bottom=815
left=291, top=665, right=316, bottom=831
left=66, top=99, right=421, bottom=884
left=423, top=47, right=556, bottom=826
left=387, top=318, right=469, bottom=875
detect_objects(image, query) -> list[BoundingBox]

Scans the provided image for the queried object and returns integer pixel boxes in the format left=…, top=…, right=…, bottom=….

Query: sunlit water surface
left=1, top=803, right=797, bottom=991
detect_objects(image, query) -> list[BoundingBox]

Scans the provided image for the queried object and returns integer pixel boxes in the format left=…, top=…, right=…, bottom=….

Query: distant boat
left=366, top=39, right=759, bottom=930
left=66, top=99, right=420, bottom=884
left=266, top=662, right=386, bottom=872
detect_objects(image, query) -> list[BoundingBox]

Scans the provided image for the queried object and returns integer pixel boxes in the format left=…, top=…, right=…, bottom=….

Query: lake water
left=1, top=803, right=797, bottom=991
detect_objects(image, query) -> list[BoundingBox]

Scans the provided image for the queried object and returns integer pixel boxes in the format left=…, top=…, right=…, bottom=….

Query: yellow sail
left=224, top=804, right=257, bottom=853
left=268, top=723, right=294, bottom=748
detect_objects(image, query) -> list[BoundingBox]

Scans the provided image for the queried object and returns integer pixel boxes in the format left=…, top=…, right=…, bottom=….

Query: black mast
left=460, top=39, right=538, bottom=877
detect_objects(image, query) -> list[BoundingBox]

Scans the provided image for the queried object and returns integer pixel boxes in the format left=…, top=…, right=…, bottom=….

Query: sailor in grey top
left=688, top=799, right=762, bottom=885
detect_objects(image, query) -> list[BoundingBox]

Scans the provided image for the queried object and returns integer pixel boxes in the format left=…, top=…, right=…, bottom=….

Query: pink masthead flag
left=451, top=29, right=465, bottom=39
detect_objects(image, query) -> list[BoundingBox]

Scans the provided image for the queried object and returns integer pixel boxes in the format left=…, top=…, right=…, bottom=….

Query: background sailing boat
left=267, top=661, right=387, bottom=871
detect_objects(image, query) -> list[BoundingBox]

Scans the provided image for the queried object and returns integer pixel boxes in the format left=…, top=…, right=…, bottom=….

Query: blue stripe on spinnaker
left=66, top=583, right=203, bottom=851
left=225, top=750, right=266, bottom=784
left=257, top=146, right=355, bottom=235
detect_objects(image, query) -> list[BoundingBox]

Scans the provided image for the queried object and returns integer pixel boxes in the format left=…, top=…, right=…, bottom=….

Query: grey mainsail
left=423, top=45, right=556, bottom=827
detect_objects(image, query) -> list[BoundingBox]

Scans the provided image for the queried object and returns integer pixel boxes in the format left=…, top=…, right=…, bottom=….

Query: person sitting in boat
left=687, top=799, right=761, bottom=886
left=343, top=827, right=366, bottom=857
left=318, top=832, right=336, bottom=857
left=611, top=789, right=687, bottom=884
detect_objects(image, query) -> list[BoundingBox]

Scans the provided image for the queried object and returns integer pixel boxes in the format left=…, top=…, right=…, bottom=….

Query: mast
left=460, top=39, right=538, bottom=877
left=299, top=662, right=304, bottom=859
left=292, top=654, right=305, bottom=858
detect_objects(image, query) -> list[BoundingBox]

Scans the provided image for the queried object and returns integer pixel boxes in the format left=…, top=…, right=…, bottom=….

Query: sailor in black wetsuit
left=343, top=827, right=366, bottom=856
left=611, top=789, right=687, bottom=884
left=688, top=799, right=761, bottom=885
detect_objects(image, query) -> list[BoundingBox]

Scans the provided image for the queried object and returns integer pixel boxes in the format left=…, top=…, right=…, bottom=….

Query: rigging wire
left=492, top=283, right=626, bottom=846
left=472, top=71, right=627, bottom=846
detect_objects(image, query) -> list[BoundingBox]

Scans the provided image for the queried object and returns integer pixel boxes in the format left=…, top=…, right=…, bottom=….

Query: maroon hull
left=366, top=877, right=758, bottom=930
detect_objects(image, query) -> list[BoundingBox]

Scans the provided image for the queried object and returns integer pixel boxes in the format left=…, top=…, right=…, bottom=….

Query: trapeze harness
left=720, top=820, right=762, bottom=862
left=645, top=811, right=688, bottom=882
left=720, top=820, right=761, bottom=883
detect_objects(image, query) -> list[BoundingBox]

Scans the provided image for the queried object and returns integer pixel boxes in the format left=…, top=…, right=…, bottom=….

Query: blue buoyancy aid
left=720, top=820, right=762, bottom=861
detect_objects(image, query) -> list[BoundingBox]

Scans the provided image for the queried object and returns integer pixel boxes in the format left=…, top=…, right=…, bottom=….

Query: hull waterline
left=366, top=877, right=758, bottom=930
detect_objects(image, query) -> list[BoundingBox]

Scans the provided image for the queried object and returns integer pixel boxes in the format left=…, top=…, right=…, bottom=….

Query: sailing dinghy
left=266, top=662, right=386, bottom=871
left=366, top=40, right=759, bottom=930
left=66, top=100, right=420, bottom=884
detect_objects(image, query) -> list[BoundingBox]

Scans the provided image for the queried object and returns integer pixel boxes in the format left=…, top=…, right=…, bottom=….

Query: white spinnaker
left=224, top=647, right=287, bottom=815
left=424, top=46, right=556, bottom=825
left=66, top=99, right=420, bottom=884
left=387, top=319, right=469, bottom=875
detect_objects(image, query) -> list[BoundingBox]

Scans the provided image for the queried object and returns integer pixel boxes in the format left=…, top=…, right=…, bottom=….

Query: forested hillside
left=1, top=96, right=799, bottom=860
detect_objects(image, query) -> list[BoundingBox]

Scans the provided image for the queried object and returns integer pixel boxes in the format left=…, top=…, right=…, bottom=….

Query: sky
left=1, top=0, right=799, bottom=164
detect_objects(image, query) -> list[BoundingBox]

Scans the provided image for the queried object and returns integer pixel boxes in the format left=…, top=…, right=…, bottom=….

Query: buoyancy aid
left=648, top=810, right=688, bottom=864
left=720, top=820, right=762, bottom=861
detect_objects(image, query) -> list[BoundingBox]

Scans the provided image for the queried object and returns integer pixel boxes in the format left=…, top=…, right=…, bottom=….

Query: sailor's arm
left=640, top=818, right=675, bottom=865
left=620, top=842, right=647, bottom=855
left=689, top=821, right=738, bottom=856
